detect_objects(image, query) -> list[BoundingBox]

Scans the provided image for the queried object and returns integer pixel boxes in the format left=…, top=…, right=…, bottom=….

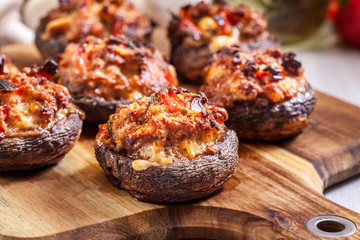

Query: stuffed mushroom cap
left=168, top=1, right=279, bottom=83
left=200, top=46, right=316, bottom=141
left=95, top=87, right=239, bottom=203
left=0, top=57, right=84, bottom=171
left=57, top=35, right=178, bottom=123
left=36, top=0, right=154, bottom=58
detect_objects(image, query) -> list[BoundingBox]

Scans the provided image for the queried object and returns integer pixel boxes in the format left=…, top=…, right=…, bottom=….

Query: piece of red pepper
left=76, top=47, right=88, bottom=74
left=215, top=11, right=230, bottom=35
left=112, top=17, right=124, bottom=36
left=256, top=72, right=268, bottom=84
left=180, top=18, right=202, bottom=37
left=335, top=0, right=360, bottom=48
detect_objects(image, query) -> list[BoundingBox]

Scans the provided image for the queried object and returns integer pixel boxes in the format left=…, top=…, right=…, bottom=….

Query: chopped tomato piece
left=181, top=19, right=202, bottom=35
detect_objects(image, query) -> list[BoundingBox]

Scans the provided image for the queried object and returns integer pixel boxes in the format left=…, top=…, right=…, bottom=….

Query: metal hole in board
left=305, top=215, right=357, bottom=238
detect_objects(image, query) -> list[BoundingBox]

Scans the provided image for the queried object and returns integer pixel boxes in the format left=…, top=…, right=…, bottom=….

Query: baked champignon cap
left=35, top=0, right=154, bottom=58
left=168, top=1, right=280, bottom=83
left=200, top=46, right=316, bottom=141
left=95, top=87, right=239, bottom=203
left=0, top=57, right=84, bottom=171
left=57, top=35, right=178, bottom=124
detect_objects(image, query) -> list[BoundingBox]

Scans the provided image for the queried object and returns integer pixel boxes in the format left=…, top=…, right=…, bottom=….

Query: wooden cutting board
left=1, top=45, right=360, bottom=239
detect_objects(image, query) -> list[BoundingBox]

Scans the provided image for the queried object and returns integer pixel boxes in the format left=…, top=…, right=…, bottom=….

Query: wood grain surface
left=1, top=45, right=360, bottom=239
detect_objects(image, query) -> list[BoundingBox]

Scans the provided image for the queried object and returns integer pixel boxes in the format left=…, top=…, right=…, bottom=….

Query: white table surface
left=287, top=24, right=360, bottom=214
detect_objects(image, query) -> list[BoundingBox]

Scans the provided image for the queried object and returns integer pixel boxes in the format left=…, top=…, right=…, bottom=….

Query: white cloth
left=0, top=0, right=204, bottom=46
left=0, top=0, right=58, bottom=46
left=0, top=0, right=34, bottom=45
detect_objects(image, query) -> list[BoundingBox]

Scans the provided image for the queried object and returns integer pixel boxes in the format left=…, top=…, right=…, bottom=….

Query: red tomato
left=335, top=0, right=360, bottom=48
left=327, top=0, right=339, bottom=21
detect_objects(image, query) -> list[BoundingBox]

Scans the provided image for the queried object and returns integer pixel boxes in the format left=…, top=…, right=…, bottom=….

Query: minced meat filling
left=96, top=87, right=228, bottom=170
left=169, top=1, right=268, bottom=50
left=200, top=47, right=307, bottom=108
left=40, top=0, right=152, bottom=43
left=0, top=58, right=82, bottom=140
left=58, top=36, right=178, bottom=102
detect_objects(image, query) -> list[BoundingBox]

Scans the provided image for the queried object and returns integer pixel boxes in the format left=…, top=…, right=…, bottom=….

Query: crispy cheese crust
left=58, top=36, right=178, bottom=102
left=38, top=0, right=153, bottom=44
left=0, top=57, right=84, bottom=140
left=201, top=47, right=307, bottom=108
left=96, top=87, right=228, bottom=170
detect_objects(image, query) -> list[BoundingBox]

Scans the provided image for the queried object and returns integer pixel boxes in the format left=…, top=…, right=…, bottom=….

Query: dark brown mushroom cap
left=0, top=112, right=83, bottom=171
left=35, top=31, right=68, bottom=59
left=73, top=96, right=130, bottom=124
left=170, top=34, right=279, bottom=83
left=95, top=128, right=239, bottom=203
left=226, top=86, right=316, bottom=141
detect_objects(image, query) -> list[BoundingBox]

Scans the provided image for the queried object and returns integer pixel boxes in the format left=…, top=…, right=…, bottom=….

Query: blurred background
left=0, top=0, right=347, bottom=47
left=1, top=0, right=360, bottom=213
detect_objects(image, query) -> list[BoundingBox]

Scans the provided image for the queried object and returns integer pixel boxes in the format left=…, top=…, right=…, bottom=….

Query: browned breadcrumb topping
left=0, top=57, right=84, bottom=140
left=39, top=0, right=153, bottom=43
left=200, top=47, right=307, bottom=108
left=168, top=1, right=267, bottom=50
left=96, top=87, right=228, bottom=170
left=58, top=36, right=178, bottom=101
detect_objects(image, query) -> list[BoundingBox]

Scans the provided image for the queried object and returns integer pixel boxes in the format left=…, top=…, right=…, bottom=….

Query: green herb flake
left=126, top=39, right=135, bottom=49
left=149, top=92, right=158, bottom=101
left=107, top=115, right=115, bottom=138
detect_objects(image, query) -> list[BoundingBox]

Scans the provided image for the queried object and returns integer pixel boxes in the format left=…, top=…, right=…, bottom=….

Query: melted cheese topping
left=210, top=28, right=240, bottom=51
left=58, top=36, right=178, bottom=102
left=40, top=0, right=152, bottom=43
left=96, top=88, right=228, bottom=170
left=0, top=69, right=82, bottom=139
left=201, top=48, right=307, bottom=108
left=171, top=2, right=268, bottom=49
